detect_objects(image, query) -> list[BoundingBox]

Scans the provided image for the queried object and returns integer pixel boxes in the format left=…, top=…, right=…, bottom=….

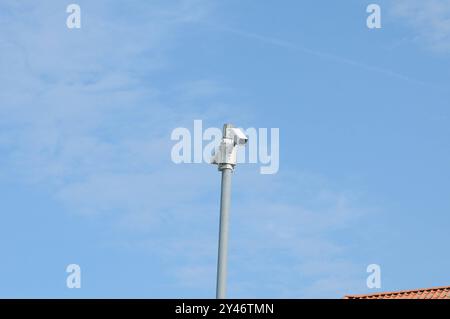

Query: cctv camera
left=227, top=127, right=248, bottom=146
left=211, top=124, right=248, bottom=169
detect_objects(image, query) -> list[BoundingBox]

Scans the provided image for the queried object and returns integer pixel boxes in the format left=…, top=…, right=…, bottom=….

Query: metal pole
left=216, top=123, right=234, bottom=299
left=213, top=123, right=247, bottom=299
left=216, top=166, right=232, bottom=299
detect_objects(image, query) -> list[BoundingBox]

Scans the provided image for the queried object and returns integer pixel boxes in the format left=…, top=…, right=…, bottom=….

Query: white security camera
left=211, top=124, right=248, bottom=168
left=226, top=127, right=248, bottom=146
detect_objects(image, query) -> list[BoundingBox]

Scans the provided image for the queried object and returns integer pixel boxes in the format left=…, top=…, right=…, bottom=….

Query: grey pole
left=213, top=123, right=247, bottom=299
left=216, top=124, right=233, bottom=299
left=216, top=164, right=232, bottom=299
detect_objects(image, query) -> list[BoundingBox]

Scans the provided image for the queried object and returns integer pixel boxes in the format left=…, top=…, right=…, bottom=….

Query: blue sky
left=0, top=0, right=449, bottom=298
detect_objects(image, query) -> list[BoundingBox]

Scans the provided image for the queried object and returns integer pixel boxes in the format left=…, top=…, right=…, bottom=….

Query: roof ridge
left=345, top=285, right=450, bottom=299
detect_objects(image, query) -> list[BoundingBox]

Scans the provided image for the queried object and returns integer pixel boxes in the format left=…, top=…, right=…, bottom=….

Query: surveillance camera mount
left=211, top=124, right=248, bottom=171
left=212, top=123, right=248, bottom=299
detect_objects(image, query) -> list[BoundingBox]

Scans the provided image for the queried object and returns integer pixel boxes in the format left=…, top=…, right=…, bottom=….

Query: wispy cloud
left=392, top=0, right=450, bottom=53
left=0, top=0, right=228, bottom=239
left=0, top=0, right=212, bottom=181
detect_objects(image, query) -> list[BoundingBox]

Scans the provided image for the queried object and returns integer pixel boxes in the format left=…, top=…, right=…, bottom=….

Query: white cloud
left=392, top=0, right=450, bottom=52
left=0, top=0, right=229, bottom=264
left=0, top=0, right=213, bottom=181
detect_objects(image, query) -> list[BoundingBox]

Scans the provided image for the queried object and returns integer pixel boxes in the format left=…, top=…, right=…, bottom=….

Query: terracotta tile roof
left=344, top=286, right=450, bottom=299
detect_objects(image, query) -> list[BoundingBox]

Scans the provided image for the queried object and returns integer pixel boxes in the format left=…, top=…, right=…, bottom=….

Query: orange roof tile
left=344, top=286, right=450, bottom=299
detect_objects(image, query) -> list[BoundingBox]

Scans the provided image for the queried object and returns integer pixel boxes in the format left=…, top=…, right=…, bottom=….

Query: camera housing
left=211, top=125, right=248, bottom=168
left=227, top=127, right=248, bottom=146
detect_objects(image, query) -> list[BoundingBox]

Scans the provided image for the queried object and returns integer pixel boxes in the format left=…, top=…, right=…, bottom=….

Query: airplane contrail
left=208, top=23, right=429, bottom=86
